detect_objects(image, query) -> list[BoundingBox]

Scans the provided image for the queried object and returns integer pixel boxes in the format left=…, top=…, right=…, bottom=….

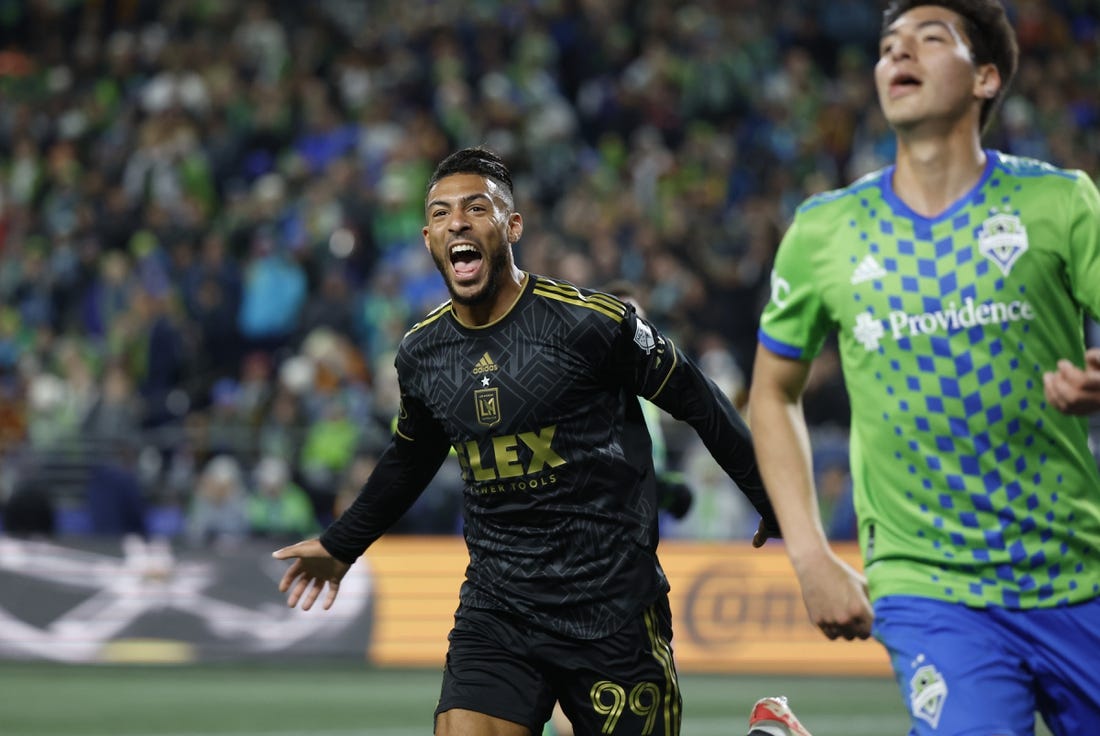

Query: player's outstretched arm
left=272, top=539, right=352, bottom=611
left=748, top=346, right=872, bottom=640
left=1044, top=347, right=1100, bottom=416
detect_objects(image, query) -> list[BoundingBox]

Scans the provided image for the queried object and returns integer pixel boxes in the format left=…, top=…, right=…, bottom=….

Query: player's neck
left=453, top=269, right=528, bottom=327
left=891, top=129, right=986, bottom=218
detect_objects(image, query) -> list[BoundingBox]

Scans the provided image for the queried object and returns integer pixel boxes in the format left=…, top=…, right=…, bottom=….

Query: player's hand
left=751, top=517, right=782, bottom=548
left=1044, top=348, right=1100, bottom=416
left=272, top=538, right=352, bottom=611
left=792, top=551, right=872, bottom=641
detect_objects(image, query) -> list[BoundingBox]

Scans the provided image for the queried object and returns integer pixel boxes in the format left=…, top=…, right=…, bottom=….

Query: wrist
left=784, top=538, right=835, bottom=573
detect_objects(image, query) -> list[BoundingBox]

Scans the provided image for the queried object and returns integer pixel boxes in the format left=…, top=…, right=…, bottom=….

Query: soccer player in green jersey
left=747, top=1, right=1100, bottom=734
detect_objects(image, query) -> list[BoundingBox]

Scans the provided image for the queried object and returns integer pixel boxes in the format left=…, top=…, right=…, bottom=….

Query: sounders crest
left=977, top=210, right=1028, bottom=276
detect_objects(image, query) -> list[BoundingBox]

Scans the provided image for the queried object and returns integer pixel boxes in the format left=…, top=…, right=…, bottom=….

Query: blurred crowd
left=0, top=0, right=1097, bottom=544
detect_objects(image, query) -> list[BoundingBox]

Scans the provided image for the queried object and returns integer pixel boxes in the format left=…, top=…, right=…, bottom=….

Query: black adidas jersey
left=321, top=274, right=777, bottom=639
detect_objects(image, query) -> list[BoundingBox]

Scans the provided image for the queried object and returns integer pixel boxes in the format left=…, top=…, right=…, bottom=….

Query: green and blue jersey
left=759, top=151, right=1100, bottom=609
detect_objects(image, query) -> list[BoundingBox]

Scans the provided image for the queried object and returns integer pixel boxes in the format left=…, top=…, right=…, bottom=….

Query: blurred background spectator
left=0, top=0, right=1096, bottom=542
left=186, top=454, right=249, bottom=548
left=247, top=454, right=319, bottom=541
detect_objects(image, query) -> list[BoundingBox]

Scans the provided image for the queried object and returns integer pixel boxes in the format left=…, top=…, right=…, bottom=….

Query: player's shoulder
left=794, top=167, right=889, bottom=221
left=530, top=275, right=630, bottom=324
left=990, top=151, right=1099, bottom=213
left=399, top=298, right=453, bottom=348
left=991, top=150, right=1080, bottom=183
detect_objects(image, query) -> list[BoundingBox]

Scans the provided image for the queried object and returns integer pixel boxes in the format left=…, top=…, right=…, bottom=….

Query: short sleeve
left=1067, top=173, right=1100, bottom=322
left=757, top=213, right=834, bottom=361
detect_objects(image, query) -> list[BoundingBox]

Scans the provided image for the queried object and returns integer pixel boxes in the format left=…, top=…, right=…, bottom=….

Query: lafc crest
left=475, top=387, right=500, bottom=427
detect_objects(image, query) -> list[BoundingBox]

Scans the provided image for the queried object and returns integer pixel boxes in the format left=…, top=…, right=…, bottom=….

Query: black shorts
left=434, top=595, right=681, bottom=735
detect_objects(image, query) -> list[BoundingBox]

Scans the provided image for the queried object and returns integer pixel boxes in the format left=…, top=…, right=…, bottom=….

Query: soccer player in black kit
left=273, top=147, right=782, bottom=736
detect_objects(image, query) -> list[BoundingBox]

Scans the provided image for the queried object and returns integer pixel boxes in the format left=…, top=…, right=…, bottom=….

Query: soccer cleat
left=747, top=696, right=813, bottom=736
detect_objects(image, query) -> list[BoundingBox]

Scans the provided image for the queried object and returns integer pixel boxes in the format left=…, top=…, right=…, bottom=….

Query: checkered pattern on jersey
left=848, top=178, right=1064, bottom=607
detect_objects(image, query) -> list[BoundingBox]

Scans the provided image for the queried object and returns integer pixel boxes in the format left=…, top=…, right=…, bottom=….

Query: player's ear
left=422, top=225, right=431, bottom=251
left=507, top=212, right=523, bottom=244
left=974, top=63, right=1000, bottom=99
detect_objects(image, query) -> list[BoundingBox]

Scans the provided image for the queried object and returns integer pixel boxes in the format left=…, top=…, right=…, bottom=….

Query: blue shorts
left=872, top=595, right=1100, bottom=736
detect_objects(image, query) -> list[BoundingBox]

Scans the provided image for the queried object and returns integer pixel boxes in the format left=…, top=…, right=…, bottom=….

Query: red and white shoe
left=747, top=696, right=813, bottom=736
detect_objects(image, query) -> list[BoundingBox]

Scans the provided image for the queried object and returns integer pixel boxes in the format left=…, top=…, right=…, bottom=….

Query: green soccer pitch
left=0, top=661, right=1052, bottom=736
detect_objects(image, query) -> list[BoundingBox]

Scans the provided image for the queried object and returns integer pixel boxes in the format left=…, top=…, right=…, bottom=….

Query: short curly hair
left=426, top=147, right=514, bottom=209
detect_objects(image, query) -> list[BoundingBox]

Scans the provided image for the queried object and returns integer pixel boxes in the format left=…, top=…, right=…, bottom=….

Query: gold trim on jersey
left=645, top=339, right=679, bottom=402
left=533, top=279, right=627, bottom=322
left=405, top=300, right=453, bottom=336
left=452, top=273, right=532, bottom=330
left=644, top=604, right=681, bottom=735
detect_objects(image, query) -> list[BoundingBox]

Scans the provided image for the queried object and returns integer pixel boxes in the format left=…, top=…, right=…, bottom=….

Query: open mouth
left=449, top=242, right=483, bottom=281
left=889, top=72, right=922, bottom=95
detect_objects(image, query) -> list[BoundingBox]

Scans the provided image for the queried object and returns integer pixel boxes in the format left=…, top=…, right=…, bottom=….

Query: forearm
left=612, top=313, right=777, bottom=528
left=320, top=436, right=449, bottom=563
left=692, top=400, right=777, bottom=529
left=748, top=385, right=832, bottom=569
left=653, top=358, right=777, bottom=530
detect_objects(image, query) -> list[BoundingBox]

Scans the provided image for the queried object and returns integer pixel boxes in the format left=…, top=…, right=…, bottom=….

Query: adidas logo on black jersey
left=473, top=352, right=499, bottom=374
